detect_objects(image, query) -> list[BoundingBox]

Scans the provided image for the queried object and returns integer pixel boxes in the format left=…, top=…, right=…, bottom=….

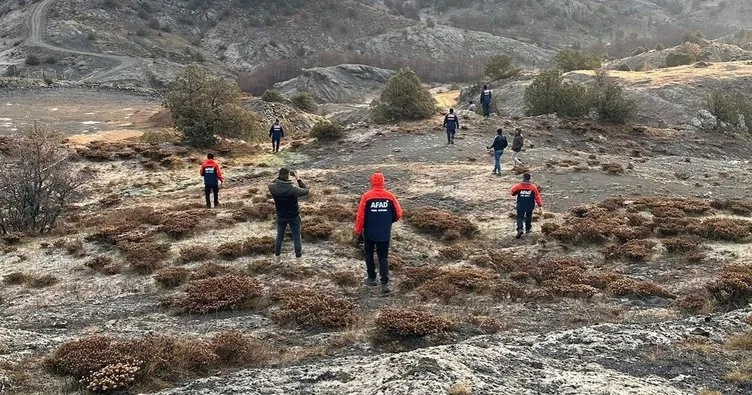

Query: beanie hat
left=278, top=168, right=290, bottom=180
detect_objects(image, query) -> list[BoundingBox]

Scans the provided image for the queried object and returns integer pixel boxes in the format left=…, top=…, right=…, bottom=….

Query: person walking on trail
left=511, top=128, right=524, bottom=167
left=354, top=172, right=403, bottom=294
left=510, top=173, right=543, bottom=239
left=200, top=153, right=224, bottom=208
left=443, top=108, right=460, bottom=145
left=269, top=168, right=309, bottom=264
left=486, top=128, right=508, bottom=176
left=480, top=84, right=492, bottom=118
left=269, top=119, right=284, bottom=153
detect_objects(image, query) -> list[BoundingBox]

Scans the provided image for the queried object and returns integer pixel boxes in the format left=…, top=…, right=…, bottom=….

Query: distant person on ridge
left=443, top=108, right=460, bottom=145
left=510, top=173, right=543, bottom=239
left=486, top=128, right=508, bottom=176
left=269, top=168, right=309, bottom=264
left=480, top=84, right=492, bottom=118
left=200, top=153, right=224, bottom=208
left=354, top=172, right=403, bottom=294
left=511, top=128, right=524, bottom=167
left=269, top=119, right=284, bottom=153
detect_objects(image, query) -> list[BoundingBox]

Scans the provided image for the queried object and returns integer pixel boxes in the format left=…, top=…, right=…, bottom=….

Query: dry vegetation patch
left=302, top=217, right=335, bottom=242
left=406, top=207, right=478, bottom=240
left=375, top=307, right=453, bottom=338
left=600, top=240, right=656, bottom=262
left=231, top=203, right=276, bottom=222
left=217, top=237, right=274, bottom=259
left=273, top=288, right=358, bottom=329
left=179, top=275, right=264, bottom=314
left=178, top=245, right=213, bottom=263
left=154, top=267, right=191, bottom=288
left=706, top=264, right=752, bottom=309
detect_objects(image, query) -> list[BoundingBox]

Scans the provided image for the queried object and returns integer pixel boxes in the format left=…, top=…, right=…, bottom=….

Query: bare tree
left=0, top=122, right=86, bottom=234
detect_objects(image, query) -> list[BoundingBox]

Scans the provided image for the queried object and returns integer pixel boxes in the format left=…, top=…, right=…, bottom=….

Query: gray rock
left=273, top=64, right=395, bottom=104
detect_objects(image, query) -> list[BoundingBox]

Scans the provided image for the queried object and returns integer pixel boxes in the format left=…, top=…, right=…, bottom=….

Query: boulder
left=690, top=109, right=718, bottom=130
left=273, top=64, right=395, bottom=104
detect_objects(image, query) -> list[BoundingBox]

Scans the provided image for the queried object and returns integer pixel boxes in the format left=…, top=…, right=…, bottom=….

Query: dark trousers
left=204, top=184, right=219, bottom=207
left=272, top=138, right=280, bottom=152
left=446, top=129, right=456, bottom=143
left=364, top=239, right=390, bottom=285
left=275, top=216, right=302, bottom=257
left=482, top=102, right=491, bottom=117
left=516, top=208, right=533, bottom=232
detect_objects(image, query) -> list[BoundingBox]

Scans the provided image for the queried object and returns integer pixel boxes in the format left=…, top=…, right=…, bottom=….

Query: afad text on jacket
left=200, top=159, right=224, bottom=186
left=355, top=173, right=403, bottom=242
left=510, top=181, right=543, bottom=212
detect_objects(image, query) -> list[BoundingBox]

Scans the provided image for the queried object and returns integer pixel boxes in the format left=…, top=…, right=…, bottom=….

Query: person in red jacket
left=200, top=154, right=224, bottom=208
left=510, top=173, right=543, bottom=239
left=354, top=172, right=403, bottom=294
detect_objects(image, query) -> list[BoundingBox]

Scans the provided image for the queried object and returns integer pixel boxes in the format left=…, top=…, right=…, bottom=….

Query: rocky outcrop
left=610, top=42, right=752, bottom=72
left=356, top=25, right=555, bottom=69
left=319, top=103, right=372, bottom=126
left=273, top=64, right=395, bottom=104
left=690, top=110, right=718, bottom=130
left=157, top=309, right=750, bottom=395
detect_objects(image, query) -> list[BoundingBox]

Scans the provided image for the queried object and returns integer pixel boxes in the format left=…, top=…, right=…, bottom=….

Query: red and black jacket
left=355, top=173, right=403, bottom=242
left=200, top=159, right=224, bottom=186
left=510, top=182, right=543, bottom=212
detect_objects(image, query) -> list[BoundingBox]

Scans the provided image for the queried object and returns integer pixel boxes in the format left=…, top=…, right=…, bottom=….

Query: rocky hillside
left=273, top=64, right=394, bottom=104
left=2, top=0, right=752, bottom=87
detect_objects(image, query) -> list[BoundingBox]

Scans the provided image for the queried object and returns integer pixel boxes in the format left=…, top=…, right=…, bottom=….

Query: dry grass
left=153, top=267, right=191, bottom=288
left=314, top=202, right=357, bottom=222
left=727, top=332, right=752, bottom=351
left=448, top=382, right=473, bottom=395
left=375, top=307, right=453, bottom=338
left=217, top=237, right=274, bottom=259
left=662, top=236, right=703, bottom=254
left=85, top=255, right=112, bottom=271
left=673, top=292, right=712, bottom=314
left=415, top=266, right=497, bottom=302
left=600, top=240, right=655, bottom=262
left=178, top=245, right=213, bottom=263
left=190, top=262, right=234, bottom=280
left=179, top=275, right=264, bottom=314
left=3, top=272, right=58, bottom=288
left=601, top=163, right=625, bottom=174
left=231, top=203, right=276, bottom=222
left=439, top=245, right=466, bottom=260
left=273, top=288, right=358, bottom=329
left=331, top=269, right=362, bottom=287
left=3, top=271, right=28, bottom=285
left=706, top=264, right=752, bottom=309
left=607, top=278, right=675, bottom=299
left=406, top=207, right=478, bottom=240
left=119, top=241, right=171, bottom=274
left=301, top=217, right=335, bottom=242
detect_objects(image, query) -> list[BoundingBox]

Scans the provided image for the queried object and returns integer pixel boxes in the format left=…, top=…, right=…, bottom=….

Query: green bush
left=261, top=90, right=286, bottom=103
left=371, top=68, right=436, bottom=124
left=665, top=52, right=695, bottom=67
left=291, top=92, right=317, bottom=113
left=164, top=63, right=265, bottom=148
left=310, top=121, right=344, bottom=141
left=591, top=71, right=636, bottom=124
left=24, top=55, right=40, bottom=66
left=555, top=50, right=601, bottom=72
left=706, top=91, right=752, bottom=130
left=485, top=55, right=521, bottom=81
left=524, top=70, right=590, bottom=118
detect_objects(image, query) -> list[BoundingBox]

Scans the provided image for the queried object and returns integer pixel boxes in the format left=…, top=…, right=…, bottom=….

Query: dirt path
left=27, top=0, right=140, bottom=82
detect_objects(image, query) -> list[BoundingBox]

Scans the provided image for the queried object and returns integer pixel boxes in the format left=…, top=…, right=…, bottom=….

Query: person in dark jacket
left=510, top=173, right=543, bottom=239
left=511, top=128, right=524, bottom=167
left=200, top=154, right=224, bottom=208
left=480, top=85, right=492, bottom=118
left=443, top=108, right=460, bottom=145
left=269, top=168, right=309, bottom=263
left=269, top=119, right=284, bottom=153
left=354, top=172, right=403, bottom=294
left=486, top=128, right=508, bottom=176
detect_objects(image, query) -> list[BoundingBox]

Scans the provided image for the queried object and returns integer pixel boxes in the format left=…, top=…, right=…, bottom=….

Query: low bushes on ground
left=119, top=241, right=171, bottom=274
left=555, top=50, right=601, bottom=72
left=261, top=90, right=286, bottom=103
left=302, top=217, right=335, bottom=241
left=415, top=267, right=496, bottom=302
left=600, top=240, right=656, bottom=262
left=179, top=275, right=264, bottom=314
left=291, top=92, right=317, bottom=113
left=485, top=54, right=521, bottom=80
left=406, top=207, right=478, bottom=240
left=273, top=288, right=358, bottom=329
left=375, top=307, right=453, bottom=338
left=178, top=245, right=213, bottom=263
left=607, top=278, right=675, bottom=299
left=154, top=267, right=190, bottom=288
left=231, top=203, right=275, bottom=222
left=216, top=237, right=274, bottom=259
left=706, top=264, right=752, bottom=309
left=310, top=121, right=345, bottom=141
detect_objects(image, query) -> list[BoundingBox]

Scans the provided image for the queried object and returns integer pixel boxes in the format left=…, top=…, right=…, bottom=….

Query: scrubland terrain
left=0, top=91, right=752, bottom=394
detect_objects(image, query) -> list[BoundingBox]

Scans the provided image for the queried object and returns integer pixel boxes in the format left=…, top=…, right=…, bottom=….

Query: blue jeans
left=494, top=150, right=503, bottom=173
left=275, top=216, right=302, bottom=257
left=482, top=102, right=491, bottom=117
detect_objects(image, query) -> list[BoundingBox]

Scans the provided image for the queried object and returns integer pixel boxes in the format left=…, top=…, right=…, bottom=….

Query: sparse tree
left=0, top=122, right=86, bottom=234
left=484, top=55, right=522, bottom=81
left=371, top=68, right=436, bottom=124
left=555, top=50, right=602, bottom=72
left=291, top=92, right=317, bottom=113
left=164, top=63, right=264, bottom=148
left=524, top=70, right=590, bottom=118
left=591, top=70, right=636, bottom=124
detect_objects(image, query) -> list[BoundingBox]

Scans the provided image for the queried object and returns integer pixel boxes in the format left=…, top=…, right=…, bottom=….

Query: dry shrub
left=448, top=382, right=473, bottom=395
left=102, top=263, right=122, bottom=276
left=607, top=278, right=674, bottom=299
left=401, top=266, right=443, bottom=289
left=180, top=275, right=264, bottom=314
left=389, top=253, right=406, bottom=271
left=493, top=280, right=528, bottom=301
left=674, top=292, right=712, bottom=314
left=416, top=281, right=462, bottom=303
left=154, top=267, right=190, bottom=288
left=600, top=240, right=655, bottom=262
left=655, top=217, right=701, bottom=237
left=3, top=271, right=28, bottom=285
left=273, top=288, right=358, bottom=328
left=244, top=236, right=274, bottom=255
left=85, top=255, right=112, bottom=271
left=332, top=269, right=362, bottom=287
left=542, top=282, right=599, bottom=299
left=190, top=262, right=233, bottom=280
left=216, top=241, right=246, bottom=259
left=172, top=339, right=218, bottom=371
left=302, top=217, right=335, bottom=241
left=232, top=203, right=276, bottom=222
left=119, top=241, right=171, bottom=274
left=440, top=245, right=466, bottom=260
left=651, top=206, right=686, bottom=218
left=316, top=202, right=356, bottom=222
left=601, top=163, right=625, bottom=174
left=159, top=211, right=203, bottom=238
left=706, top=264, right=752, bottom=308
left=695, top=218, right=752, bottom=242
left=47, top=336, right=124, bottom=378
left=28, top=274, right=59, bottom=288
left=662, top=236, right=703, bottom=253
left=727, top=332, right=752, bottom=351
left=406, top=207, right=478, bottom=240
left=611, top=225, right=652, bottom=242
left=82, top=362, right=140, bottom=393
left=211, top=330, right=272, bottom=366
left=178, top=245, right=213, bottom=263
left=634, top=197, right=711, bottom=215
left=375, top=307, right=453, bottom=337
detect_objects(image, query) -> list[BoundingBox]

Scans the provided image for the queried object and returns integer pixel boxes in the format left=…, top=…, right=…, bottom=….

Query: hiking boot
left=295, top=255, right=305, bottom=266
left=364, top=278, right=377, bottom=287
left=273, top=255, right=281, bottom=264
left=381, top=283, right=391, bottom=293
left=516, top=230, right=524, bottom=239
